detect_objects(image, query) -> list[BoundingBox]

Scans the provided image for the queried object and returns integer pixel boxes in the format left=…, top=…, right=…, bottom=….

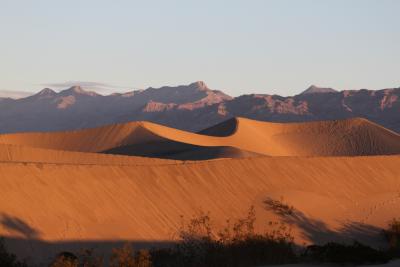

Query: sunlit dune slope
left=1, top=156, right=400, bottom=251
left=0, top=143, right=177, bottom=165
left=0, top=121, right=255, bottom=160
left=0, top=117, right=399, bottom=157
left=199, top=117, right=400, bottom=156
left=0, top=117, right=400, bottom=263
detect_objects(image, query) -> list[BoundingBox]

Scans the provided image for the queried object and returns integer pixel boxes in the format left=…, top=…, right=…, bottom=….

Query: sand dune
left=0, top=117, right=400, bottom=264
left=0, top=155, right=400, bottom=264
left=0, top=117, right=399, bottom=158
left=0, top=143, right=177, bottom=165
left=198, top=117, right=400, bottom=156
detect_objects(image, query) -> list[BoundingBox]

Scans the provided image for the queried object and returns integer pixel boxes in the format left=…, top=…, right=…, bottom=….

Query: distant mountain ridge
left=300, top=85, right=338, bottom=94
left=0, top=81, right=399, bottom=133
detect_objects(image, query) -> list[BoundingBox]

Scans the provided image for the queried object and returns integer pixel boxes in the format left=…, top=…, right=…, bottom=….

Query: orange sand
left=0, top=117, right=399, bottom=157
left=0, top=117, right=399, bottom=263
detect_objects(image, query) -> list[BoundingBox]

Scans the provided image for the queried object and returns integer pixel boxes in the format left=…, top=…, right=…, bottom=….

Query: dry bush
left=110, top=243, right=136, bottom=267
left=0, top=238, right=28, bottom=267
left=45, top=206, right=296, bottom=267
left=135, top=250, right=152, bottom=267
left=79, top=249, right=104, bottom=267
left=302, top=242, right=390, bottom=264
left=150, top=206, right=296, bottom=267
left=231, top=205, right=256, bottom=241
left=383, top=218, right=400, bottom=256
left=179, top=211, right=213, bottom=242
left=110, top=243, right=152, bottom=267
left=50, top=252, right=78, bottom=267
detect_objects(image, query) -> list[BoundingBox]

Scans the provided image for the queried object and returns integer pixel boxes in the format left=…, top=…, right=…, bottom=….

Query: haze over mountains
left=0, top=81, right=399, bottom=133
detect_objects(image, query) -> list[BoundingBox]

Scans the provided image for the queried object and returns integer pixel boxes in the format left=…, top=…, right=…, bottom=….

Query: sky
left=0, top=0, right=399, bottom=96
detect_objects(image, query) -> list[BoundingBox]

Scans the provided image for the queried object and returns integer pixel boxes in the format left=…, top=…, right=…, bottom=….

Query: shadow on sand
left=3, top=237, right=175, bottom=266
left=263, top=198, right=386, bottom=247
left=0, top=213, right=174, bottom=265
left=0, top=205, right=388, bottom=265
left=0, top=213, right=41, bottom=239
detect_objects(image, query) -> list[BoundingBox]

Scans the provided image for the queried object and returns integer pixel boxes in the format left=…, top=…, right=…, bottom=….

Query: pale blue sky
left=0, top=0, right=399, bottom=96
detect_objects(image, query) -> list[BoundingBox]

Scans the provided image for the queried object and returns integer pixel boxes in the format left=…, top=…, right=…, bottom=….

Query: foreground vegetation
left=1, top=211, right=399, bottom=267
left=383, top=218, right=400, bottom=257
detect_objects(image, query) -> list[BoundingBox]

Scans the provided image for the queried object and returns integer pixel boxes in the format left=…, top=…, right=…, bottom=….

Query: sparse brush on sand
left=4, top=210, right=397, bottom=267
left=46, top=207, right=296, bottom=267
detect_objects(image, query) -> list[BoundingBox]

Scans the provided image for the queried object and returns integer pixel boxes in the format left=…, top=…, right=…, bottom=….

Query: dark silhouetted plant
left=110, top=243, right=136, bottom=267
left=50, top=252, right=78, bottom=267
left=110, top=243, right=152, bottom=267
left=0, top=238, right=27, bottom=267
left=302, top=241, right=390, bottom=264
left=78, top=249, right=104, bottom=267
left=383, top=218, right=400, bottom=257
left=150, top=206, right=296, bottom=267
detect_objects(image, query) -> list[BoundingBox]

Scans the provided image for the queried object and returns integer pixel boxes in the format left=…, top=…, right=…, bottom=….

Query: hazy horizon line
left=1, top=80, right=399, bottom=99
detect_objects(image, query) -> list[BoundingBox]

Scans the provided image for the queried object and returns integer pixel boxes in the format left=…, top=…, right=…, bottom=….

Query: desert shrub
left=150, top=206, right=296, bottom=267
left=110, top=243, right=136, bottom=267
left=148, top=248, right=181, bottom=267
left=78, top=249, right=104, bottom=267
left=50, top=252, right=78, bottom=267
left=302, top=241, right=390, bottom=265
left=46, top=206, right=296, bottom=267
left=383, top=218, right=400, bottom=256
left=110, top=243, right=152, bottom=267
left=135, top=250, right=152, bottom=267
left=0, top=238, right=27, bottom=267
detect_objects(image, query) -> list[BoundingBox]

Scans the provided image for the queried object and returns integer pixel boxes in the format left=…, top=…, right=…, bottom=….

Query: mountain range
left=0, top=81, right=399, bottom=133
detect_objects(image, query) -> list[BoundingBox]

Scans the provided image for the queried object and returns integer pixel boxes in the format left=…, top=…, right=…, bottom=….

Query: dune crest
left=0, top=117, right=399, bottom=158
left=0, top=117, right=399, bottom=264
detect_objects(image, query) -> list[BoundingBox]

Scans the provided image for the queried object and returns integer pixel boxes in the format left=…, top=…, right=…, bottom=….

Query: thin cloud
left=42, top=81, right=141, bottom=94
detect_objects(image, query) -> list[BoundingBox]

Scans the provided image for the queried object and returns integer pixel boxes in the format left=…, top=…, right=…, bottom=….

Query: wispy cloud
left=42, top=81, right=140, bottom=94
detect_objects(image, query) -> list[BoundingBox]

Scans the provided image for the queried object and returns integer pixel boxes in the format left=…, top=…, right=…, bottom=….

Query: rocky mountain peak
left=301, top=85, right=337, bottom=95
left=59, top=86, right=99, bottom=96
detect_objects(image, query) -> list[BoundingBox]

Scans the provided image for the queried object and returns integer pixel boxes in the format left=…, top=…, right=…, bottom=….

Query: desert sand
left=0, top=117, right=399, bottom=264
left=0, top=117, right=399, bottom=158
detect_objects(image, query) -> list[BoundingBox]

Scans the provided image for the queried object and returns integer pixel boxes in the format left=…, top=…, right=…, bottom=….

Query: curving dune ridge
left=0, top=117, right=399, bottom=158
left=198, top=117, right=400, bottom=156
left=0, top=117, right=399, bottom=264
